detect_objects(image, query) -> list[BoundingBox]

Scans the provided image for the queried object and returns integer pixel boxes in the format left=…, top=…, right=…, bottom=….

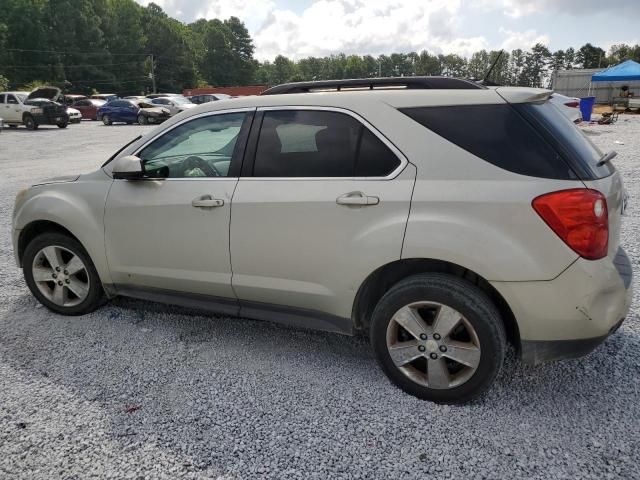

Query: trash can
left=580, top=96, right=596, bottom=122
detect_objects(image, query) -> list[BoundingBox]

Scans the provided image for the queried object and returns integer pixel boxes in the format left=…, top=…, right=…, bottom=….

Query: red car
left=71, top=99, right=106, bottom=121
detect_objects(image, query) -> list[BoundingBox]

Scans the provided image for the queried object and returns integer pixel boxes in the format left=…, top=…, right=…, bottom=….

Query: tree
left=577, top=43, right=606, bottom=69
left=271, top=55, right=296, bottom=84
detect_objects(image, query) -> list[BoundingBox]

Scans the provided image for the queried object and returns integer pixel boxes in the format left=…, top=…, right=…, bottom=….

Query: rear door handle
left=336, top=191, right=379, bottom=206
left=192, top=195, right=224, bottom=208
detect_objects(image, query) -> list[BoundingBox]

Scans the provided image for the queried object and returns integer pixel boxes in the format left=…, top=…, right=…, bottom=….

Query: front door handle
left=336, top=191, right=380, bottom=206
left=192, top=195, right=224, bottom=208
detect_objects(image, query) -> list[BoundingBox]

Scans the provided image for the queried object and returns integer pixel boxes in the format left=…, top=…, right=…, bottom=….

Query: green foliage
left=0, top=75, right=9, bottom=91
left=0, top=0, right=255, bottom=94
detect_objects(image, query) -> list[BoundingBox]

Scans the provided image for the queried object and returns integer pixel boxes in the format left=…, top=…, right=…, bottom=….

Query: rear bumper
left=492, top=247, right=633, bottom=364
left=520, top=317, right=625, bottom=364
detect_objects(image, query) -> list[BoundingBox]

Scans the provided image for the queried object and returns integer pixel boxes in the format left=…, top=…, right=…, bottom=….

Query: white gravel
left=1, top=119, right=639, bottom=479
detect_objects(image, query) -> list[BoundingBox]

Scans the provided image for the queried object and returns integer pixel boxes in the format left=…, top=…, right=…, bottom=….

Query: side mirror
left=112, top=155, right=144, bottom=180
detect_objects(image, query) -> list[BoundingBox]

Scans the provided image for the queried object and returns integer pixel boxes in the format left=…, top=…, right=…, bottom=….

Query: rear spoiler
left=496, top=88, right=553, bottom=105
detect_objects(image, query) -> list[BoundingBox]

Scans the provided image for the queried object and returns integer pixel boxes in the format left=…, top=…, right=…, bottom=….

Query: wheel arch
left=18, top=220, right=79, bottom=266
left=351, top=258, right=520, bottom=350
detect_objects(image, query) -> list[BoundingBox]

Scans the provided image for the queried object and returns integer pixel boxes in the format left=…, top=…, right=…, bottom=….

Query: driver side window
left=139, top=112, right=247, bottom=178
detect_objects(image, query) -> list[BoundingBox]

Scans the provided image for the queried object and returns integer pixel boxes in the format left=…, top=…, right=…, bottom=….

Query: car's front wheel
left=370, top=273, right=506, bottom=404
left=24, top=115, right=38, bottom=130
left=23, top=232, right=106, bottom=315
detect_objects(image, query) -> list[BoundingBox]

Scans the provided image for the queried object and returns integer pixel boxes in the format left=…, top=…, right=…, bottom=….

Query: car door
left=229, top=107, right=416, bottom=325
left=3, top=94, right=22, bottom=123
left=104, top=108, right=254, bottom=305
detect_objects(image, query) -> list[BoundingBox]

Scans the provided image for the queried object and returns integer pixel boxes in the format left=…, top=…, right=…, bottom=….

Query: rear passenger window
left=399, top=105, right=577, bottom=180
left=253, top=110, right=400, bottom=177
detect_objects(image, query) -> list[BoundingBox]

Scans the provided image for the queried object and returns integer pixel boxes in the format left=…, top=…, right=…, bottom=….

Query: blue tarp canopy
left=592, top=60, right=640, bottom=82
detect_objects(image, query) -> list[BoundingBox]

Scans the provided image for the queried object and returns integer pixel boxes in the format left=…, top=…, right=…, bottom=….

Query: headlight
left=30, top=107, right=43, bottom=114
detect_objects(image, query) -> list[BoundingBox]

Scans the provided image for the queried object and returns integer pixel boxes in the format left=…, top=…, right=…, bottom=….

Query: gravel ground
left=1, top=119, right=639, bottom=479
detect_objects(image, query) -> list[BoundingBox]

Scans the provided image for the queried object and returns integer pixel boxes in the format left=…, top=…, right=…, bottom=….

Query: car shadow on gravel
left=1, top=293, right=638, bottom=407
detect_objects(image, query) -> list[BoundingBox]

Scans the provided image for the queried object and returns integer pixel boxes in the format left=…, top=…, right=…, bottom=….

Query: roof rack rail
left=261, top=76, right=485, bottom=95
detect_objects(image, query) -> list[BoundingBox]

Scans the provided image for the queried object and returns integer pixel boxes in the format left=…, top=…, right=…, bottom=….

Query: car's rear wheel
left=57, top=122, right=68, bottom=128
left=370, top=273, right=506, bottom=404
left=102, top=114, right=112, bottom=126
left=24, top=115, right=37, bottom=130
left=137, top=114, right=148, bottom=125
left=23, top=233, right=106, bottom=315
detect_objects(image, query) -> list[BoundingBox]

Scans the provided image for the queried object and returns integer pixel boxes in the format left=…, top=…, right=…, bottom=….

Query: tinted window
left=139, top=112, right=247, bottom=178
left=0, top=94, right=4, bottom=104
left=400, top=104, right=577, bottom=180
left=7, top=94, right=18, bottom=104
left=253, top=110, right=399, bottom=177
left=356, top=128, right=401, bottom=176
left=514, top=102, right=614, bottom=179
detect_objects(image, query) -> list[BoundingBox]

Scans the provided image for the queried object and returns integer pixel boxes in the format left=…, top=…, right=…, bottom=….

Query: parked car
left=150, top=96, right=196, bottom=115
left=63, top=94, right=88, bottom=106
left=66, top=107, right=82, bottom=124
left=550, top=93, right=582, bottom=123
left=90, top=93, right=118, bottom=103
left=189, top=93, right=232, bottom=104
left=97, top=99, right=170, bottom=125
left=0, top=87, right=69, bottom=129
left=123, top=96, right=146, bottom=100
left=71, top=99, right=106, bottom=121
left=146, top=93, right=182, bottom=99
left=11, top=77, right=632, bottom=404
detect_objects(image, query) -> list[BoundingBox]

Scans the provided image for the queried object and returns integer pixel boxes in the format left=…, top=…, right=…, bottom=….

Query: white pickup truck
left=0, top=87, right=69, bottom=130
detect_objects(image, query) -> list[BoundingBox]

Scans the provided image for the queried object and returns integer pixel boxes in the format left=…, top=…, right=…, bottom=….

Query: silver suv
left=12, top=77, right=633, bottom=403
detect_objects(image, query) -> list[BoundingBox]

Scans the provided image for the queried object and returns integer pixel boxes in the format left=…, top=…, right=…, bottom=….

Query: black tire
left=9, top=124, right=18, bottom=129
left=57, top=122, right=68, bottom=129
left=23, top=232, right=106, bottom=316
left=370, top=273, right=506, bottom=404
left=102, top=114, right=112, bottom=126
left=24, top=115, right=37, bottom=130
left=137, top=114, right=148, bottom=125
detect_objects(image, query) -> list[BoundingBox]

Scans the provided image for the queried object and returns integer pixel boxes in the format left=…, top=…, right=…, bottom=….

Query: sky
left=135, top=0, right=639, bottom=61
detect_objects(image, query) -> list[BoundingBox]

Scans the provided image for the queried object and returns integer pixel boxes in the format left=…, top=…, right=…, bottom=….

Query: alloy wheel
left=31, top=245, right=90, bottom=307
left=386, top=301, right=481, bottom=389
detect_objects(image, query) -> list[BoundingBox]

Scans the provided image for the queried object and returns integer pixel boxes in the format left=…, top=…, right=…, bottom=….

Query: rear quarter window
left=514, top=102, right=614, bottom=179
left=399, top=104, right=578, bottom=180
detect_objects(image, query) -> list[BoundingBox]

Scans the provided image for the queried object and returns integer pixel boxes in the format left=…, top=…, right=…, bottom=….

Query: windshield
left=171, top=96, right=192, bottom=105
left=16, top=94, right=27, bottom=102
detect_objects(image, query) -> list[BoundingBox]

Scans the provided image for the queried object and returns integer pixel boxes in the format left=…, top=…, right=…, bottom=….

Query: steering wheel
left=180, top=155, right=219, bottom=177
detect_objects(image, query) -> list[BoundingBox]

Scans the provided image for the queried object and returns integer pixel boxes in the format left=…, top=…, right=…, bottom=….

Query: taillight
left=564, top=101, right=579, bottom=108
left=532, top=189, right=608, bottom=260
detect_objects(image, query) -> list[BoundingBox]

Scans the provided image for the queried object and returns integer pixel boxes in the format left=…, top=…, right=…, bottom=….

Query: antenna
left=482, top=50, right=504, bottom=86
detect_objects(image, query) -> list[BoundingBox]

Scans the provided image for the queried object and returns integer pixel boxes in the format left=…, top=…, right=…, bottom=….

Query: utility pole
left=149, top=54, right=156, bottom=93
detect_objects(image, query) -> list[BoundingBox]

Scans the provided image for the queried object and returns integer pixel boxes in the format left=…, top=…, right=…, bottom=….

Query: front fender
left=13, top=170, right=113, bottom=286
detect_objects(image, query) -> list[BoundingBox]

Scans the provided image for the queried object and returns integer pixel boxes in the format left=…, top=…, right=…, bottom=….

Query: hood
left=28, top=86, right=62, bottom=101
left=143, top=107, right=170, bottom=115
left=178, top=103, right=197, bottom=109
